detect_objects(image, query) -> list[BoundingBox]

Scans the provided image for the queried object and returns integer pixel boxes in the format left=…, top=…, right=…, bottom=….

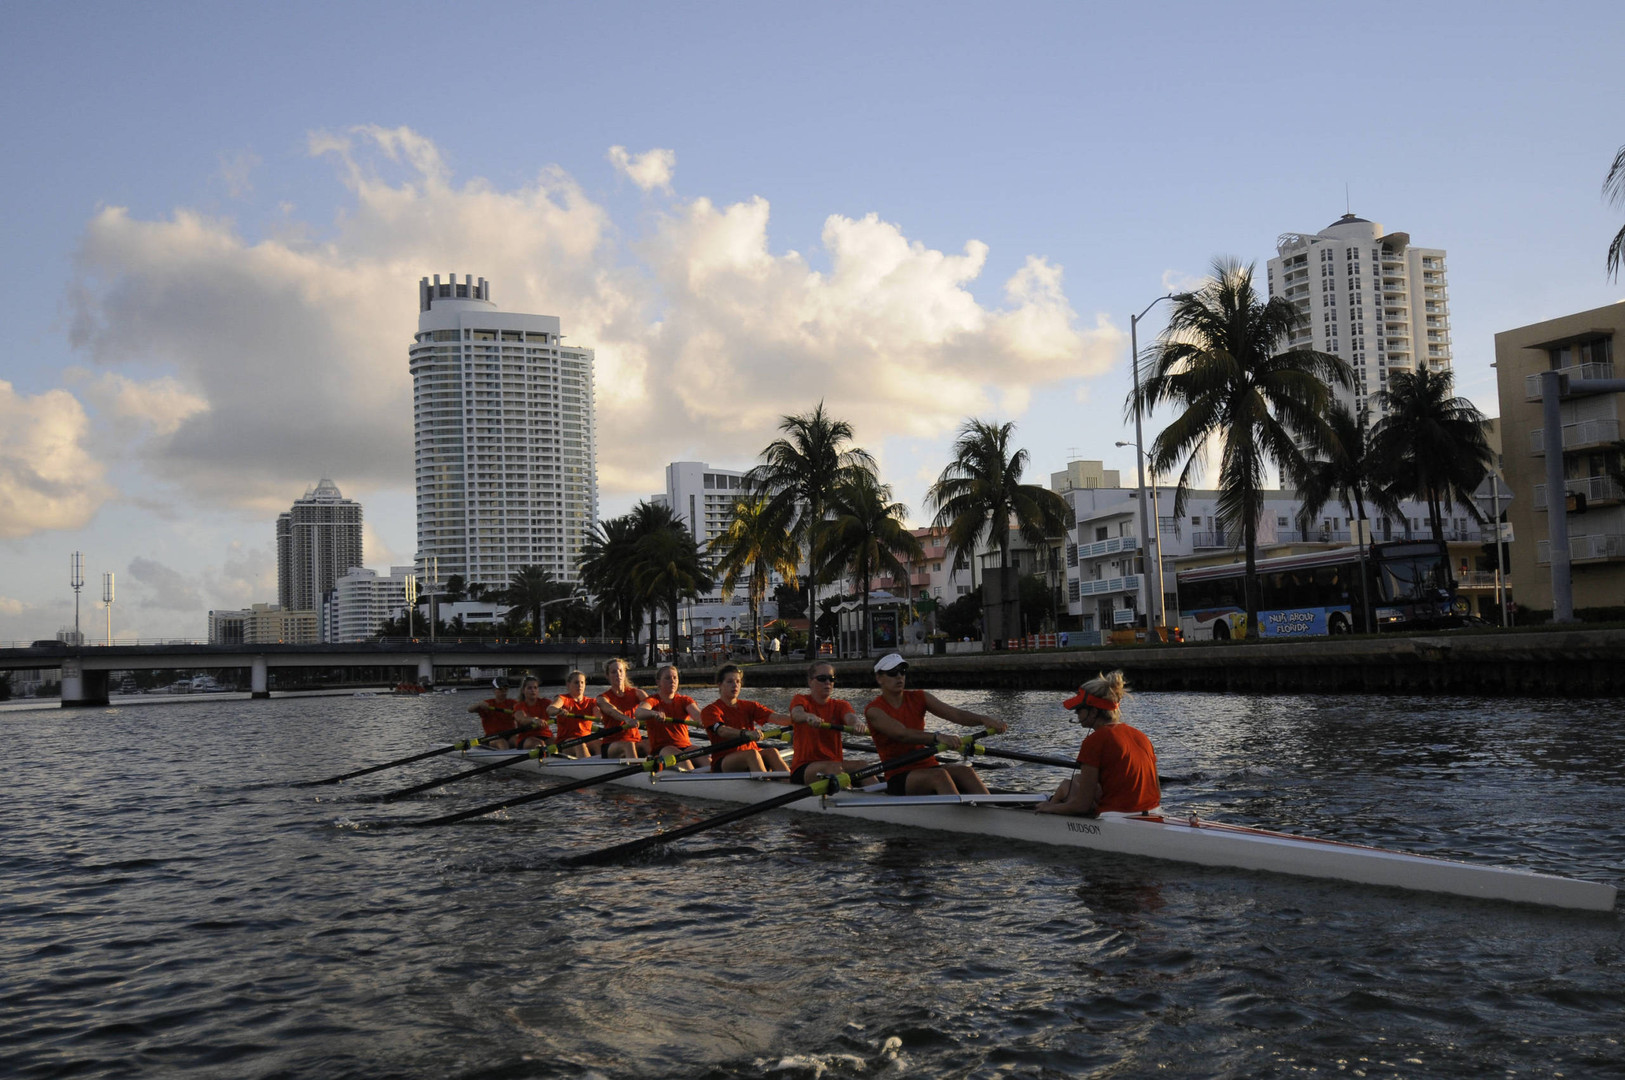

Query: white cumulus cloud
left=0, top=381, right=114, bottom=539
left=608, top=145, right=676, bottom=192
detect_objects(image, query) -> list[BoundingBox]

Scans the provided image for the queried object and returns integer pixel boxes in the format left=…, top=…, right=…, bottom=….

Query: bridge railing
left=3, top=636, right=634, bottom=651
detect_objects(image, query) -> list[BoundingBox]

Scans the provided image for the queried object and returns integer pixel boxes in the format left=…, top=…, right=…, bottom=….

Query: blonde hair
left=655, top=663, right=678, bottom=680
left=603, top=657, right=627, bottom=676
left=1081, top=670, right=1127, bottom=711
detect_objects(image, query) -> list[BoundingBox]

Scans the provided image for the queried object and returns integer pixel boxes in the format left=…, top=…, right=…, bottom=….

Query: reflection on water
left=0, top=686, right=1621, bottom=1078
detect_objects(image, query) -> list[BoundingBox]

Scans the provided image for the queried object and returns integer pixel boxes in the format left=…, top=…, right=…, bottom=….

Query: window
left=1095, top=527, right=1109, bottom=541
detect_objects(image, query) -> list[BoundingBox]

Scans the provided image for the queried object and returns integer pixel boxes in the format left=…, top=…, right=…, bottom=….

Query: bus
left=1175, top=540, right=1466, bottom=640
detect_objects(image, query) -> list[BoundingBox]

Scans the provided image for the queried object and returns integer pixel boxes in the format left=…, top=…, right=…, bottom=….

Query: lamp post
left=1127, top=295, right=1173, bottom=636
left=1117, top=441, right=1165, bottom=631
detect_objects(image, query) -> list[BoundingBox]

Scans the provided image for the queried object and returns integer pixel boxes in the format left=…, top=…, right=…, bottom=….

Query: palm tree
left=500, top=565, right=566, bottom=639
left=628, top=501, right=712, bottom=665
left=1295, top=402, right=1402, bottom=632
left=926, top=419, right=1068, bottom=638
left=1132, top=258, right=1350, bottom=641
left=747, top=402, right=876, bottom=661
left=709, top=493, right=800, bottom=661
left=579, top=514, right=641, bottom=648
left=1607, top=143, right=1625, bottom=281
left=819, top=472, right=925, bottom=658
left=1370, top=368, right=1492, bottom=544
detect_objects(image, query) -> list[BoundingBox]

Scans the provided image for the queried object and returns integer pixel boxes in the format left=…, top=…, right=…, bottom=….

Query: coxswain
left=786, top=660, right=870, bottom=784
left=595, top=657, right=650, bottom=760
left=1035, top=670, right=1160, bottom=816
left=468, top=677, right=519, bottom=748
left=636, top=664, right=702, bottom=771
left=700, top=664, right=790, bottom=773
left=864, top=653, right=1005, bottom=795
left=547, top=670, right=602, bottom=758
left=512, top=676, right=554, bottom=750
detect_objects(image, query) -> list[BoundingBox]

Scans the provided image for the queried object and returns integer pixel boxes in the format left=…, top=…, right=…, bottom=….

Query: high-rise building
left=1268, top=214, right=1452, bottom=418
left=276, top=478, right=364, bottom=612
left=665, top=461, right=749, bottom=550
left=325, top=565, right=417, bottom=643
left=410, top=274, right=598, bottom=593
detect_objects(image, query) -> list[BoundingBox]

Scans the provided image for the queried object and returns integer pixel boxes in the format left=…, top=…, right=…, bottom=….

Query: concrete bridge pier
left=60, top=660, right=110, bottom=708
left=251, top=656, right=269, bottom=699
left=417, top=656, right=434, bottom=686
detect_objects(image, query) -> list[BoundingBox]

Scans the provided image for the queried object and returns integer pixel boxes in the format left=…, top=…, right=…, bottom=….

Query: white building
left=410, top=274, right=597, bottom=595
left=657, top=461, right=759, bottom=646
left=276, top=479, right=364, bottom=612
left=324, top=566, right=416, bottom=642
left=1268, top=214, right=1452, bottom=419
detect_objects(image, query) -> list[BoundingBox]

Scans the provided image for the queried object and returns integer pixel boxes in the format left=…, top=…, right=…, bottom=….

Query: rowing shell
left=456, top=749, right=1618, bottom=912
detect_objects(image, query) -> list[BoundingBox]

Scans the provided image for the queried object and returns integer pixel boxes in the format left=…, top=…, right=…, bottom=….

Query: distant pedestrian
left=770, top=636, right=781, bottom=662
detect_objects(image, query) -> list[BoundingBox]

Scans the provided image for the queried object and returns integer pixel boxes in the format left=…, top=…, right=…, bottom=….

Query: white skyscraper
left=410, top=274, right=597, bottom=593
left=1268, top=214, right=1452, bottom=419
left=664, top=461, right=749, bottom=550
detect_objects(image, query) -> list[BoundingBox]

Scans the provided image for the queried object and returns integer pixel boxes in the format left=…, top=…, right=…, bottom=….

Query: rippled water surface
left=3, top=684, right=1622, bottom=1079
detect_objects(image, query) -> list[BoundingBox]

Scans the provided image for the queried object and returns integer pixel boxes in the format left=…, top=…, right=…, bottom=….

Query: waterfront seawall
left=643, top=629, right=1625, bottom=697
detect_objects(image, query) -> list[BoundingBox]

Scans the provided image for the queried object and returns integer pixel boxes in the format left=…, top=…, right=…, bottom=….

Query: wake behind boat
left=448, top=747, right=1618, bottom=912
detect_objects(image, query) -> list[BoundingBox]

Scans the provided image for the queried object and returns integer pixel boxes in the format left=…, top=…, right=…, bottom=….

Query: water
left=2, top=686, right=1622, bottom=1079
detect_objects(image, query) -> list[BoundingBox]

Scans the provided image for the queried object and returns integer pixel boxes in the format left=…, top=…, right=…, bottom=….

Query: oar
left=407, top=734, right=758, bottom=828
left=293, top=724, right=534, bottom=787
left=374, top=725, right=629, bottom=802
left=959, top=742, right=1187, bottom=785
left=561, top=740, right=956, bottom=867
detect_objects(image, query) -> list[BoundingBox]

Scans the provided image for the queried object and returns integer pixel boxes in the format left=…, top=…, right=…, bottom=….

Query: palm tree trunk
left=668, top=591, right=680, bottom=666
left=646, top=605, right=658, bottom=667
left=861, top=579, right=871, bottom=659
left=1243, top=517, right=1260, bottom=642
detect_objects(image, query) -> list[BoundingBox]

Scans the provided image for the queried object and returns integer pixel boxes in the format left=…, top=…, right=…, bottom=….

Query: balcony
left=1535, top=534, right=1625, bottom=564
left=1534, top=475, right=1625, bottom=510
left=1529, top=418, right=1621, bottom=455
left=1523, top=362, right=1616, bottom=401
left=1076, top=574, right=1143, bottom=597
left=1455, top=571, right=1508, bottom=589
left=1191, top=531, right=1231, bottom=549
left=1075, top=535, right=1139, bottom=559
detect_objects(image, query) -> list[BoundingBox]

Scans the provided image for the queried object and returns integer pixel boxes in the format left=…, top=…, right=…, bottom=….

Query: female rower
left=596, top=658, right=650, bottom=760
left=700, top=664, right=791, bottom=773
left=786, top=660, right=869, bottom=784
left=637, top=664, right=701, bottom=771
left=547, top=670, right=601, bottom=758
left=513, top=676, right=554, bottom=750
left=865, top=653, right=1006, bottom=796
left=468, top=677, right=520, bottom=749
left=1035, top=670, right=1160, bottom=816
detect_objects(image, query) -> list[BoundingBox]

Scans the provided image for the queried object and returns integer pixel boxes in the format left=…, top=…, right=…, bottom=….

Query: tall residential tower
left=410, top=274, right=597, bottom=593
left=276, top=478, right=364, bottom=612
left=1268, top=214, right=1452, bottom=418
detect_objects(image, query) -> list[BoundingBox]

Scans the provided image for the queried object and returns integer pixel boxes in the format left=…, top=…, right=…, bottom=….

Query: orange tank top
left=552, top=695, right=598, bottom=741
left=789, top=694, right=852, bottom=766
left=512, top=699, right=552, bottom=739
left=865, top=690, right=938, bottom=776
left=645, top=695, right=696, bottom=752
left=598, top=686, right=648, bottom=742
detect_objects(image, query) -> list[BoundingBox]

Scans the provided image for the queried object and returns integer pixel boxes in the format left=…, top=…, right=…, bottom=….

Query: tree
left=937, top=591, right=982, bottom=640
left=1133, top=258, right=1350, bottom=641
left=499, top=565, right=566, bottom=638
left=579, top=514, right=642, bottom=645
left=926, top=418, right=1068, bottom=645
left=1608, top=143, right=1625, bottom=281
left=629, top=506, right=713, bottom=665
left=710, top=493, right=800, bottom=661
left=442, top=574, right=468, bottom=605
left=1370, top=368, right=1492, bottom=544
left=747, top=402, right=876, bottom=661
left=819, top=471, right=925, bottom=657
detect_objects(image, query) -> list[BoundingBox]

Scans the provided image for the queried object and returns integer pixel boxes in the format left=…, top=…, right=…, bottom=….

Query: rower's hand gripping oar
left=562, top=737, right=966, bottom=867
left=293, top=723, right=535, bottom=787
left=407, top=734, right=756, bottom=828
left=373, top=725, right=629, bottom=802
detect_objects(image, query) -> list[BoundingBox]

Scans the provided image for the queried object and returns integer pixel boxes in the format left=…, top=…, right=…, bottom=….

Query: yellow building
left=1494, top=301, right=1625, bottom=613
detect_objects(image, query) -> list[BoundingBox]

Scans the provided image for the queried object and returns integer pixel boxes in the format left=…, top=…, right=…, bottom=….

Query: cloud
left=0, top=596, right=25, bottom=616
left=1160, top=268, right=1207, bottom=295
left=64, top=127, right=1123, bottom=513
left=73, top=371, right=210, bottom=439
left=126, top=556, right=204, bottom=611
left=201, top=541, right=274, bottom=610
left=216, top=150, right=261, bottom=199
left=608, top=146, right=676, bottom=193
left=0, top=381, right=114, bottom=539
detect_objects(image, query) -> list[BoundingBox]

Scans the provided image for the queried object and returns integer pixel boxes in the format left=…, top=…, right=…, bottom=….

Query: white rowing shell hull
left=459, top=750, right=1618, bottom=911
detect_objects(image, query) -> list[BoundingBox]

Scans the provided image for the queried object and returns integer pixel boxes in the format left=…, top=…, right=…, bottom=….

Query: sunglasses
left=880, top=665, right=909, bottom=677
left=811, top=674, right=836, bottom=684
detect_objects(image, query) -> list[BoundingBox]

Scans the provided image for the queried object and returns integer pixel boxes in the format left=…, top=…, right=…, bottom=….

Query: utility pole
left=70, top=551, right=84, bottom=645
left=102, top=572, right=115, bottom=645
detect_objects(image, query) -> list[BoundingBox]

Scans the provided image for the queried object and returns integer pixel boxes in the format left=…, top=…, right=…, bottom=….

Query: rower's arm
left=921, top=691, right=1007, bottom=734
left=865, top=707, right=944, bottom=748
left=1035, top=765, right=1099, bottom=815
left=597, top=697, right=637, bottom=727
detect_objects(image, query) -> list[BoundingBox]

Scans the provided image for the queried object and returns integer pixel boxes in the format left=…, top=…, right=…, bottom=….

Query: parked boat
left=452, top=749, right=1617, bottom=912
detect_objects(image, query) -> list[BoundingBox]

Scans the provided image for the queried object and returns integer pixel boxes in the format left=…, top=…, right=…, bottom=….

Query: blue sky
left=2, top=1, right=1622, bottom=640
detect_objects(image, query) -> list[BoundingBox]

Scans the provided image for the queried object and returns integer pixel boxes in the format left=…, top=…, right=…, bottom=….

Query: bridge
left=0, top=640, right=626, bottom=707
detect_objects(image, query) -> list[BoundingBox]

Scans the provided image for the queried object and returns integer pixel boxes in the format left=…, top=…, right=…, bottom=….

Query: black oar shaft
left=408, top=736, right=752, bottom=828
left=293, top=724, right=532, bottom=787
left=376, top=725, right=628, bottom=801
left=563, top=742, right=948, bottom=866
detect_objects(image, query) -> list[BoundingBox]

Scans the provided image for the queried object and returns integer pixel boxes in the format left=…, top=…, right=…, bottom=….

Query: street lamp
left=1127, top=294, right=1173, bottom=636
left=1117, top=441, right=1165, bottom=632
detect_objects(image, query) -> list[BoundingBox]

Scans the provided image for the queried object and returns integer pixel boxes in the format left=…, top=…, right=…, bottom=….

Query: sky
left=2, top=0, right=1623, bottom=642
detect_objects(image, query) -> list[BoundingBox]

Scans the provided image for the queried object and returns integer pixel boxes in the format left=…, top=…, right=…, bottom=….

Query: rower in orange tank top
left=864, top=653, right=1006, bottom=796
left=636, top=664, right=701, bottom=770
left=786, top=660, right=871, bottom=785
left=512, top=677, right=554, bottom=750
left=595, top=657, right=649, bottom=760
left=547, top=669, right=601, bottom=758
left=700, top=665, right=791, bottom=773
